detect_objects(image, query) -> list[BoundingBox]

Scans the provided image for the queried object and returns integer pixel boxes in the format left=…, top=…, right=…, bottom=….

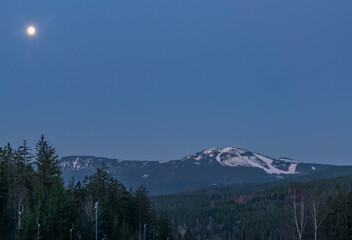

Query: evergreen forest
left=0, top=136, right=174, bottom=240
left=154, top=175, right=352, bottom=240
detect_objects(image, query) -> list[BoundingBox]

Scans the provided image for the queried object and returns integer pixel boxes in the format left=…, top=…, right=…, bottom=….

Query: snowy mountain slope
left=60, top=147, right=335, bottom=195
left=183, top=147, right=299, bottom=175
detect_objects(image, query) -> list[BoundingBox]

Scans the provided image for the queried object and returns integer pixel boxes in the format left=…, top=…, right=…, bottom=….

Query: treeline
left=0, top=135, right=174, bottom=240
left=154, top=175, right=352, bottom=240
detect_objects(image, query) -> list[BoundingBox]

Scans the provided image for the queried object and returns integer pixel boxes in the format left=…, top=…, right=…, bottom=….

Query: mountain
left=59, top=146, right=347, bottom=195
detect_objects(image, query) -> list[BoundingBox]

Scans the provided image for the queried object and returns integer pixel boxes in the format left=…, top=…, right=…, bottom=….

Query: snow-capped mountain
left=183, top=147, right=299, bottom=175
left=60, top=146, right=335, bottom=195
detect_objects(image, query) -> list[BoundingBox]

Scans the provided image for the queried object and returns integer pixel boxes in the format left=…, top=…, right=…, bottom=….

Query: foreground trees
left=0, top=136, right=174, bottom=240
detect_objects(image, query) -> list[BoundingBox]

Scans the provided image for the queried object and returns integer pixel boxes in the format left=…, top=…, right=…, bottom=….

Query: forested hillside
left=154, top=175, right=352, bottom=240
left=0, top=136, right=174, bottom=240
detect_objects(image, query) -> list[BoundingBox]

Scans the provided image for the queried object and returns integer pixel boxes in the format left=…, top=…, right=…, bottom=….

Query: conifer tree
left=35, top=135, right=61, bottom=192
left=183, top=229, right=196, bottom=240
left=34, top=135, right=66, bottom=239
left=12, top=141, right=35, bottom=240
left=158, top=209, right=174, bottom=240
left=0, top=144, right=16, bottom=239
left=134, top=186, right=151, bottom=240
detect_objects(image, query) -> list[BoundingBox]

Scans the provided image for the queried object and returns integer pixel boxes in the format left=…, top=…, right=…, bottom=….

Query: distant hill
left=59, top=146, right=351, bottom=195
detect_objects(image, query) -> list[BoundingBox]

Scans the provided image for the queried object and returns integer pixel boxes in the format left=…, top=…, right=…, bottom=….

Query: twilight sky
left=1, top=0, right=351, bottom=165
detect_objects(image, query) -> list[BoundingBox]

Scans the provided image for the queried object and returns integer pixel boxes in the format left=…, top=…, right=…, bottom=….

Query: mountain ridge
left=59, top=146, right=345, bottom=195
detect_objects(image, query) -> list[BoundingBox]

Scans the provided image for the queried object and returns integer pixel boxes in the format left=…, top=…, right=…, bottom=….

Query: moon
left=27, top=26, right=36, bottom=36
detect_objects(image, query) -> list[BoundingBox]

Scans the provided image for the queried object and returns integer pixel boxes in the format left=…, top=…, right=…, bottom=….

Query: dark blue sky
left=1, top=1, right=351, bottom=164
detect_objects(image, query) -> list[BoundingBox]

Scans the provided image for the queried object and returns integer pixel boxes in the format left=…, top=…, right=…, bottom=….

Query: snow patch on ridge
left=204, top=148, right=216, bottom=154
left=250, top=153, right=298, bottom=174
left=288, top=163, right=298, bottom=173
left=73, top=157, right=79, bottom=169
left=279, top=157, right=299, bottom=164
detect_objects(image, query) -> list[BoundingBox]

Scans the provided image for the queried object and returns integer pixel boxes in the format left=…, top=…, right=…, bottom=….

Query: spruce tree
left=183, top=229, right=196, bottom=240
left=158, top=209, right=174, bottom=240
left=35, top=135, right=61, bottom=191
left=134, top=186, right=151, bottom=240
left=34, top=135, right=66, bottom=239
left=13, top=141, right=35, bottom=240
left=0, top=144, right=16, bottom=239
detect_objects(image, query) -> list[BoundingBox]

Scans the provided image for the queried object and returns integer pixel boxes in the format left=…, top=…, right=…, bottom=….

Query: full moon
left=27, top=26, right=36, bottom=36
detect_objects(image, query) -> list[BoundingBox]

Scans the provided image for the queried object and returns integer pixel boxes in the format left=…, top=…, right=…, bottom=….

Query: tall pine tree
left=34, top=135, right=66, bottom=239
